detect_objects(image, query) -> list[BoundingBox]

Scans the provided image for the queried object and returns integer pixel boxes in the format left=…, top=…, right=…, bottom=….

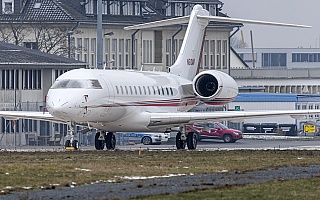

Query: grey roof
left=0, top=41, right=86, bottom=67
left=0, top=0, right=233, bottom=26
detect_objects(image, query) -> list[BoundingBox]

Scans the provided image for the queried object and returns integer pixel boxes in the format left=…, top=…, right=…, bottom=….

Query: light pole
left=97, top=0, right=103, bottom=69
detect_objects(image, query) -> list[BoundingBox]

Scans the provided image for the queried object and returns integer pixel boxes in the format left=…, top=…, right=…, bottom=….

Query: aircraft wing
left=148, top=110, right=320, bottom=126
left=0, top=111, right=66, bottom=123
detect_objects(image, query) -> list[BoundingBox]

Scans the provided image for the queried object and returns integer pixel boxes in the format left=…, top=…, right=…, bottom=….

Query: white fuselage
left=46, top=68, right=198, bottom=132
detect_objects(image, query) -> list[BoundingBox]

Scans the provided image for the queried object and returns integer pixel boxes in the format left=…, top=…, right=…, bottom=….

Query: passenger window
left=161, top=87, right=164, bottom=95
left=147, top=86, right=151, bottom=95
left=166, top=87, right=169, bottom=96
left=125, top=86, right=128, bottom=94
left=134, top=86, right=137, bottom=95
left=138, top=86, right=142, bottom=95
left=120, top=86, right=124, bottom=94
left=170, top=87, right=173, bottom=96
left=153, top=86, right=156, bottom=95
left=115, top=86, right=119, bottom=94
left=143, top=86, right=146, bottom=95
left=157, top=87, right=160, bottom=95
left=129, top=86, right=133, bottom=94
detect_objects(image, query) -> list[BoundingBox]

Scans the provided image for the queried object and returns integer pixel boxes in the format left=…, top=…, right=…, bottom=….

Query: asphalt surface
left=2, top=137, right=320, bottom=199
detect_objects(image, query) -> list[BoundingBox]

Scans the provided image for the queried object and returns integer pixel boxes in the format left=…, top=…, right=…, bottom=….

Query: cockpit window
left=51, top=79, right=102, bottom=89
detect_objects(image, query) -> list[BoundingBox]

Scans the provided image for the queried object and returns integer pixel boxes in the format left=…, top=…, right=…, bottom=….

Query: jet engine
left=192, top=70, right=238, bottom=103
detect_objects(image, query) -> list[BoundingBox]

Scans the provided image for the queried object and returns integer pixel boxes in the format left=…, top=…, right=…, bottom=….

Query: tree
left=230, top=36, right=248, bottom=48
left=0, top=22, right=29, bottom=45
left=0, top=22, right=79, bottom=58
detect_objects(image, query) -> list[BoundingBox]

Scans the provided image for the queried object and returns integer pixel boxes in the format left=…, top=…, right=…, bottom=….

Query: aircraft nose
left=46, top=95, right=72, bottom=119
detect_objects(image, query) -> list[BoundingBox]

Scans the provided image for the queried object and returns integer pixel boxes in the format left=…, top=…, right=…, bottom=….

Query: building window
left=0, top=69, right=18, bottom=90
left=175, top=3, right=183, bottom=16
left=54, top=69, right=68, bottom=80
left=165, top=3, right=171, bottom=16
left=22, top=69, right=41, bottom=90
left=143, top=40, right=152, bottom=63
left=203, top=40, right=209, bottom=69
left=76, top=38, right=82, bottom=61
left=123, top=2, right=133, bottom=15
left=292, top=53, right=320, bottom=62
left=134, top=2, right=140, bottom=15
left=24, top=42, right=38, bottom=50
left=91, top=38, right=96, bottom=67
left=85, top=0, right=94, bottom=14
left=118, top=39, right=124, bottom=69
left=216, top=40, right=221, bottom=68
left=165, top=39, right=171, bottom=66
left=112, top=39, right=117, bottom=68
left=110, top=1, right=120, bottom=15
left=184, top=4, right=194, bottom=15
left=262, top=53, right=287, bottom=67
left=125, top=39, right=130, bottom=68
left=222, top=40, right=228, bottom=69
left=3, top=2, right=13, bottom=14
left=239, top=53, right=257, bottom=62
left=210, top=40, right=215, bottom=69
left=104, top=38, right=110, bottom=68
left=83, top=38, right=89, bottom=63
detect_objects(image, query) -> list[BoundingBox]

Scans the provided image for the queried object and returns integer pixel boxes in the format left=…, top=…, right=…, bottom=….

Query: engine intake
left=192, top=70, right=238, bottom=101
left=194, top=74, right=219, bottom=98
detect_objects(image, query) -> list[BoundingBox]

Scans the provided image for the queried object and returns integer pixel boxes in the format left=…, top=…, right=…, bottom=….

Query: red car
left=188, top=122, right=243, bottom=143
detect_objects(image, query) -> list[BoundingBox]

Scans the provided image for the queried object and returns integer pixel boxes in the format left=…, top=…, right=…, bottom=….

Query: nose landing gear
left=65, top=122, right=79, bottom=150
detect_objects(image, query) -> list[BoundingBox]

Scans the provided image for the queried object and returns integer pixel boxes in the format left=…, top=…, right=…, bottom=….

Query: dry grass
left=1, top=149, right=320, bottom=194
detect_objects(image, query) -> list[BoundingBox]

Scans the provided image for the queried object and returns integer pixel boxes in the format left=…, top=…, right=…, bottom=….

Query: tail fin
left=169, top=5, right=209, bottom=80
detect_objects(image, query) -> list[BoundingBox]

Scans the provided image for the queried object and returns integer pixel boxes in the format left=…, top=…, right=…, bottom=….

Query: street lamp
left=67, top=31, right=74, bottom=58
left=104, top=32, right=114, bottom=36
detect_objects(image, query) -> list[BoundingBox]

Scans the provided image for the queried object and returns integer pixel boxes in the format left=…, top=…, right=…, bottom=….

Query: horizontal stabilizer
left=124, top=16, right=189, bottom=30
left=124, top=15, right=311, bottom=30
left=197, top=15, right=311, bottom=28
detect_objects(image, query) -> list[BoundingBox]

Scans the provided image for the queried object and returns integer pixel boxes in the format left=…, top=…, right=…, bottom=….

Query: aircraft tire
left=65, top=140, right=71, bottom=148
left=72, top=140, right=79, bottom=150
left=176, top=132, right=186, bottom=149
left=95, top=132, right=105, bottom=150
left=187, top=132, right=198, bottom=150
left=106, top=132, right=116, bottom=150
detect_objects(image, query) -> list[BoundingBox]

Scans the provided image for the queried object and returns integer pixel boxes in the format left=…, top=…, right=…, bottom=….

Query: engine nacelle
left=192, top=70, right=238, bottom=105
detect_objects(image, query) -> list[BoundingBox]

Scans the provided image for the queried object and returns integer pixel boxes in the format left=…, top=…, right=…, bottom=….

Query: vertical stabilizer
left=169, top=5, right=209, bottom=80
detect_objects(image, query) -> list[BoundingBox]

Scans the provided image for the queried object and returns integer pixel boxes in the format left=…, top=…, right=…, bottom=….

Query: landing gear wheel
left=142, top=136, right=152, bottom=145
left=187, top=132, right=198, bottom=150
left=95, top=132, right=105, bottom=150
left=65, top=140, right=71, bottom=148
left=223, top=134, right=233, bottom=143
left=176, top=132, right=186, bottom=149
left=106, top=132, right=116, bottom=150
left=72, top=140, right=79, bottom=150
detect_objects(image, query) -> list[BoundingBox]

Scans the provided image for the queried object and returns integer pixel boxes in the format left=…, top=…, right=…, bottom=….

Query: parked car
left=121, top=132, right=169, bottom=145
left=187, top=122, right=243, bottom=143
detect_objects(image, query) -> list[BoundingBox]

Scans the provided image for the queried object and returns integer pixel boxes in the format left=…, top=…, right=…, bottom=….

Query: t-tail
left=168, top=5, right=209, bottom=80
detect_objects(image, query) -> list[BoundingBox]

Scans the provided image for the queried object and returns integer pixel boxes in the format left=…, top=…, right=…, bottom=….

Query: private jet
left=0, top=5, right=316, bottom=150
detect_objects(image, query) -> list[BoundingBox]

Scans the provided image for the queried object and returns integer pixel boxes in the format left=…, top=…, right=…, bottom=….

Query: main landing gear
left=94, top=131, right=116, bottom=150
left=176, top=126, right=198, bottom=150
